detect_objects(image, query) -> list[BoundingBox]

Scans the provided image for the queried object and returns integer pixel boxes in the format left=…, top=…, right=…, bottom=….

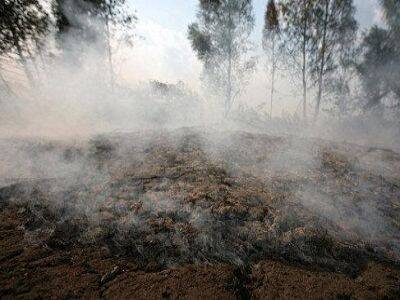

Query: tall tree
left=262, top=0, right=280, bottom=118
left=52, top=0, right=105, bottom=61
left=188, top=0, right=256, bottom=116
left=52, top=0, right=136, bottom=89
left=381, top=0, right=400, bottom=36
left=357, top=0, right=400, bottom=112
left=98, top=0, right=137, bottom=90
left=324, top=54, right=359, bottom=117
left=357, top=27, right=392, bottom=111
left=380, top=0, right=400, bottom=100
left=311, top=0, right=357, bottom=121
left=0, top=0, right=49, bottom=86
left=280, top=0, right=316, bottom=120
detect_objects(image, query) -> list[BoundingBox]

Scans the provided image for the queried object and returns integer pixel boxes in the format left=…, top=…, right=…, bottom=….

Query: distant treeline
left=0, top=0, right=399, bottom=121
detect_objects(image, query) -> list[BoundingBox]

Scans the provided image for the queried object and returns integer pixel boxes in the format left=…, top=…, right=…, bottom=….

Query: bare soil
left=1, top=128, right=399, bottom=299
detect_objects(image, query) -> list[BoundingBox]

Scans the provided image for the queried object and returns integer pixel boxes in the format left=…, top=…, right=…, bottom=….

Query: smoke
left=0, top=1, right=399, bottom=144
left=0, top=1, right=399, bottom=274
left=120, top=19, right=202, bottom=86
left=0, top=128, right=399, bottom=272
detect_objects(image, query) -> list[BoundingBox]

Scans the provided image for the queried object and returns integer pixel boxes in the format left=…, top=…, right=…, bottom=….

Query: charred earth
left=1, top=128, right=399, bottom=299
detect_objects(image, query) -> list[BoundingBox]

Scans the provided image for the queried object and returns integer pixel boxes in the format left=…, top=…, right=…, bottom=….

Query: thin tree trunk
left=270, top=35, right=276, bottom=119
left=33, top=36, right=48, bottom=81
left=25, top=45, right=41, bottom=83
left=11, top=29, right=35, bottom=87
left=226, top=4, right=233, bottom=116
left=227, top=52, right=232, bottom=116
left=0, top=68, right=13, bottom=95
left=105, top=11, right=115, bottom=92
left=16, top=45, right=35, bottom=87
left=302, top=15, right=308, bottom=121
left=314, top=0, right=330, bottom=121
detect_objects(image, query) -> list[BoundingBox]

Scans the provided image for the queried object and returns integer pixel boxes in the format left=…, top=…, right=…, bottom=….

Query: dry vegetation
left=0, top=128, right=399, bottom=299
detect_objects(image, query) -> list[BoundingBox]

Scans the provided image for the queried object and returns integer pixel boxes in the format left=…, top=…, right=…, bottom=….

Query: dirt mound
left=1, top=128, right=399, bottom=298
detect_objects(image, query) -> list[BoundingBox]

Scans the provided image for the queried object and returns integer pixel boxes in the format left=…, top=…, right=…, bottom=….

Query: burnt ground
left=0, top=128, right=400, bottom=299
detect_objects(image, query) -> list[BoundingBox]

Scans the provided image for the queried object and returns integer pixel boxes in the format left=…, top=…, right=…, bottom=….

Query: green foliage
left=264, top=0, right=279, bottom=34
left=188, top=0, right=256, bottom=115
left=358, top=27, right=394, bottom=109
left=262, top=0, right=281, bottom=118
left=52, top=0, right=136, bottom=52
left=279, top=0, right=357, bottom=118
left=52, top=0, right=102, bottom=46
left=188, top=23, right=212, bottom=61
left=262, top=0, right=280, bottom=51
left=280, top=0, right=357, bottom=75
left=310, top=0, right=357, bottom=78
left=98, top=0, right=137, bottom=46
left=279, top=0, right=317, bottom=119
left=381, top=0, right=400, bottom=36
left=312, top=0, right=358, bottom=117
left=0, top=0, right=49, bottom=57
left=357, top=1, right=400, bottom=111
left=279, top=0, right=315, bottom=64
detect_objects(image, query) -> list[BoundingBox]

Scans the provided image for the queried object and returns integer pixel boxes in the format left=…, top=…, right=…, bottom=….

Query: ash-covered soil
left=0, top=128, right=400, bottom=299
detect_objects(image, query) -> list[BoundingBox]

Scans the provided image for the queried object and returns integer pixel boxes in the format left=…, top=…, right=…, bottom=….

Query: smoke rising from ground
left=0, top=2, right=399, bottom=275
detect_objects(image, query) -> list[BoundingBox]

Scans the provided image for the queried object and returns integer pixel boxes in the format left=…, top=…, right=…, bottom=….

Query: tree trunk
left=0, top=69, right=13, bottom=95
left=105, top=10, right=115, bottom=92
left=11, top=29, right=35, bottom=87
left=314, top=0, right=330, bottom=122
left=226, top=57, right=232, bottom=116
left=33, top=36, right=49, bottom=81
left=270, top=35, right=276, bottom=119
left=302, top=15, right=308, bottom=121
left=17, top=45, right=35, bottom=87
left=25, top=45, right=42, bottom=83
left=225, top=4, right=233, bottom=117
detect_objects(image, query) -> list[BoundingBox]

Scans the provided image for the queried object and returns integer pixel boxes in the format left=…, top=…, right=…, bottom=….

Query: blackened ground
left=1, top=128, right=400, bottom=299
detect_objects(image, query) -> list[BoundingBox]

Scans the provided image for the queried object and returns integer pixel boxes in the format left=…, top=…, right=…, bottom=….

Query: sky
left=130, top=0, right=383, bottom=32
left=120, top=0, right=384, bottom=112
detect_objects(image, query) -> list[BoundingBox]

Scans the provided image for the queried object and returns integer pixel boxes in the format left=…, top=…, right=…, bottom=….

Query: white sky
left=130, top=0, right=382, bottom=32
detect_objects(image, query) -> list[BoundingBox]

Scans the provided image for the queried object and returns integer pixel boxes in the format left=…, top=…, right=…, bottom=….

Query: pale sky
left=130, top=0, right=382, bottom=34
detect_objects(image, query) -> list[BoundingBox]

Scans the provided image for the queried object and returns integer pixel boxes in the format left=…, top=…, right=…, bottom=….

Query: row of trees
left=189, top=0, right=400, bottom=121
left=0, top=0, right=135, bottom=91
left=271, top=0, right=357, bottom=120
left=1, top=0, right=399, bottom=122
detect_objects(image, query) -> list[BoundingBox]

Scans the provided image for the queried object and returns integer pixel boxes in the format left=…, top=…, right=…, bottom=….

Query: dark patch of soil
left=1, top=128, right=399, bottom=299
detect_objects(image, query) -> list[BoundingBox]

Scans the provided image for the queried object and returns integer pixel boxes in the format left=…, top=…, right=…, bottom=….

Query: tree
left=52, top=0, right=105, bottom=61
left=0, top=0, right=49, bottom=86
left=357, top=27, right=393, bottom=110
left=311, top=0, right=357, bottom=121
left=381, top=0, right=400, bottom=36
left=52, top=0, right=136, bottom=89
left=380, top=0, right=400, bottom=99
left=280, top=0, right=316, bottom=120
left=98, top=0, right=137, bottom=90
left=357, top=0, right=400, bottom=112
left=188, top=0, right=256, bottom=116
left=324, top=55, right=360, bottom=117
left=262, top=0, right=280, bottom=118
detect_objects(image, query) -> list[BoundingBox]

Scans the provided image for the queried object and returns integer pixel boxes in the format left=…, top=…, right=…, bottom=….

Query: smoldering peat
left=0, top=129, right=398, bottom=276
